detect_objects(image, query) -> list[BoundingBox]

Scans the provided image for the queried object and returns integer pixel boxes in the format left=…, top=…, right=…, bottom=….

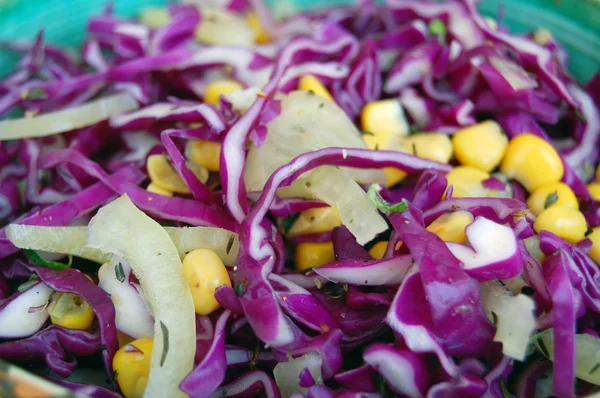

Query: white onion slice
left=87, top=195, right=195, bottom=398
left=0, top=93, right=139, bottom=141
left=481, top=281, right=536, bottom=360
left=273, top=352, right=323, bottom=397
left=98, top=257, right=154, bottom=339
left=6, top=224, right=239, bottom=266
left=542, top=331, right=600, bottom=385
left=0, top=282, right=53, bottom=339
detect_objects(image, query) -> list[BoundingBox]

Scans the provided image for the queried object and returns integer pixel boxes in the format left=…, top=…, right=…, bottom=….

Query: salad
left=0, top=0, right=599, bottom=397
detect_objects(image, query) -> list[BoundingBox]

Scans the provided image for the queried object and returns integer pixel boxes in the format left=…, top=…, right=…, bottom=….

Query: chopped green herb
left=226, top=235, right=235, bottom=255
left=17, top=275, right=39, bottom=292
left=500, top=381, right=512, bottom=398
left=115, top=262, right=126, bottom=283
left=589, top=362, right=600, bottom=375
left=281, top=213, right=300, bottom=234
left=585, top=228, right=594, bottom=237
left=428, top=19, right=446, bottom=43
left=160, top=321, right=169, bottom=367
left=491, top=311, right=498, bottom=326
left=23, top=88, right=49, bottom=100
left=544, top=191, right=559, bottom=209
left=25, top=250, right=72, bottom=270
left=367, top=184, right=408, bottom=215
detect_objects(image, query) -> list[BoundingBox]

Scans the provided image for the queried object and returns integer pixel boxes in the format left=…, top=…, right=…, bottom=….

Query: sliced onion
left=7, top=224, right=239, bottom=266
left=98, top=257, right=154, bottom=339
left=481, top=281, right=536, bottom=361
left=273, top=352, right=323, bottom=398
left=542, top=331, right=600, bottom=386
left=86, top=195, right=195, bottom=398
left=0, top=93, right=138, bottom=141
left=0, top=282, right=53, bottom=338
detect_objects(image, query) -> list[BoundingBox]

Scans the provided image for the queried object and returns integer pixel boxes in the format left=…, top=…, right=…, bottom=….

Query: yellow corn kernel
left=187, top=139, right=221, bottom=172
left=182, top=249, right=232, bottom=316
left=147, top=154, right=208, bottom=194
left=295, top=241, right=335, bottom=272
left=445, top=166, right=490, bottom=198
left=361, top=99, right=409, bottom=149
left=452, top=121, right=508, bottom=172
left=527, top=182, right=579, bottom=215
left=146, top=182, right=173, bottom=197
left=426, top=211, right=474, bottom=243
left=48, top=293, right=95, bottom=330
left=113, top=338, right=153, bottom=398
left=117, top=331, right=135, bottom=348
left=287, top=207, right=342, bottom=237
left=298, top=75, right=334, bottom=101
left=588, top=183, right=600, bottom=201
left=247, top=12, right=270, bottom=44
left=533, top=206, right=587, bottom=244
left=401, top=133, right=453, bottom=164
left=533, top=28, right=553, bottom=46
left=204, top=79, right=244, bottom=108
left=500, top=134, right=564, bottom=193
left=587, top=227, right=600, bottom=265
left=383, top=168, right=407, bottom=188
left=369, top=241, right=388, bottom=260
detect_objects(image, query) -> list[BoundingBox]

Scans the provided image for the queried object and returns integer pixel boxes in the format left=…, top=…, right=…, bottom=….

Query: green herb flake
left=159, top=321, right=169, bottom=367
left=428, top=19, right=447, bottom=42
left=367, top=184, right=408, bottom=215
left=589, top=363, right=600, bottom=375
left=24, top=250, right=72, bottom=270
left=500, top=381, right=512, bottom=398
left=226, top=235, right=235, bottom=255
left=115, top=262, right=126, bottom=283
left=544, top=191, right=559, bottom=209
left=585, top=228, right=594, bottom=237
left=491, top=311, right=498, bottom=326
left=23, top=88, right=49, bottom=100
left=281, top=213, right=300, bottom=234
left=17, top=275, right=39, bottom=292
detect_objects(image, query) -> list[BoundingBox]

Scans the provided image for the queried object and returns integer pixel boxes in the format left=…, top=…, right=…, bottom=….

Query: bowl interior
left=0, top=0, right=598, bottom=81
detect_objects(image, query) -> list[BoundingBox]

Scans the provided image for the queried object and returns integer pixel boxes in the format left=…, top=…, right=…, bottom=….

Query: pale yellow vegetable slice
left=244, top=91, right=387, bottom=244
left=0, top=93, right=138, bottom=141
left=541, top=331, right=600, bottom=385
left=86, top=195, right=195, bottom=398
left=6, top=225, right=239, bottom=266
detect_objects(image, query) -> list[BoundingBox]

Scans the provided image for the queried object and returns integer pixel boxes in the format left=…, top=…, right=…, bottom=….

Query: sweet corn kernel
left=587, top=227, right=600, bottom=265
left=426, top=211, right=474, bottom=243
left=533, top=28, right=553, bottom=46
left=295, top=241, right=335, bottom=271
left=204, top=79, right=244, bottom=108
left=287, top=207, right=342, bottom=237
left=383, top=168, right=407, bottom=188
left=527, top=182, right=579, bottom=215
left=445, top=166, right=490, bottom=198
left=533, top=206, right=587, bottom=244
left=146, top=182, right=173, bottom=197
left=48, top=293, right=95, bottom=330
left=147, top=154, right=209, bottom=194
left=452, top=121, right=507, bottom=172
left=402, top=133, right=453, bottom=164
left=500, top=134, right=564, bottom=193
left=361, top=99, right=409, bottom=150
left=369, top=241, right=388, bottom=259
left=298, top=75, right=334, bottom=101
left=113, top=338, right=153, bottom=398
left=187, top=139, right=221, bottom=172
left=247, top=12, right=271, bottom=43
left=588, top=183, right=600, bottom=201
left=182, top=249, right=232, bottom=315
